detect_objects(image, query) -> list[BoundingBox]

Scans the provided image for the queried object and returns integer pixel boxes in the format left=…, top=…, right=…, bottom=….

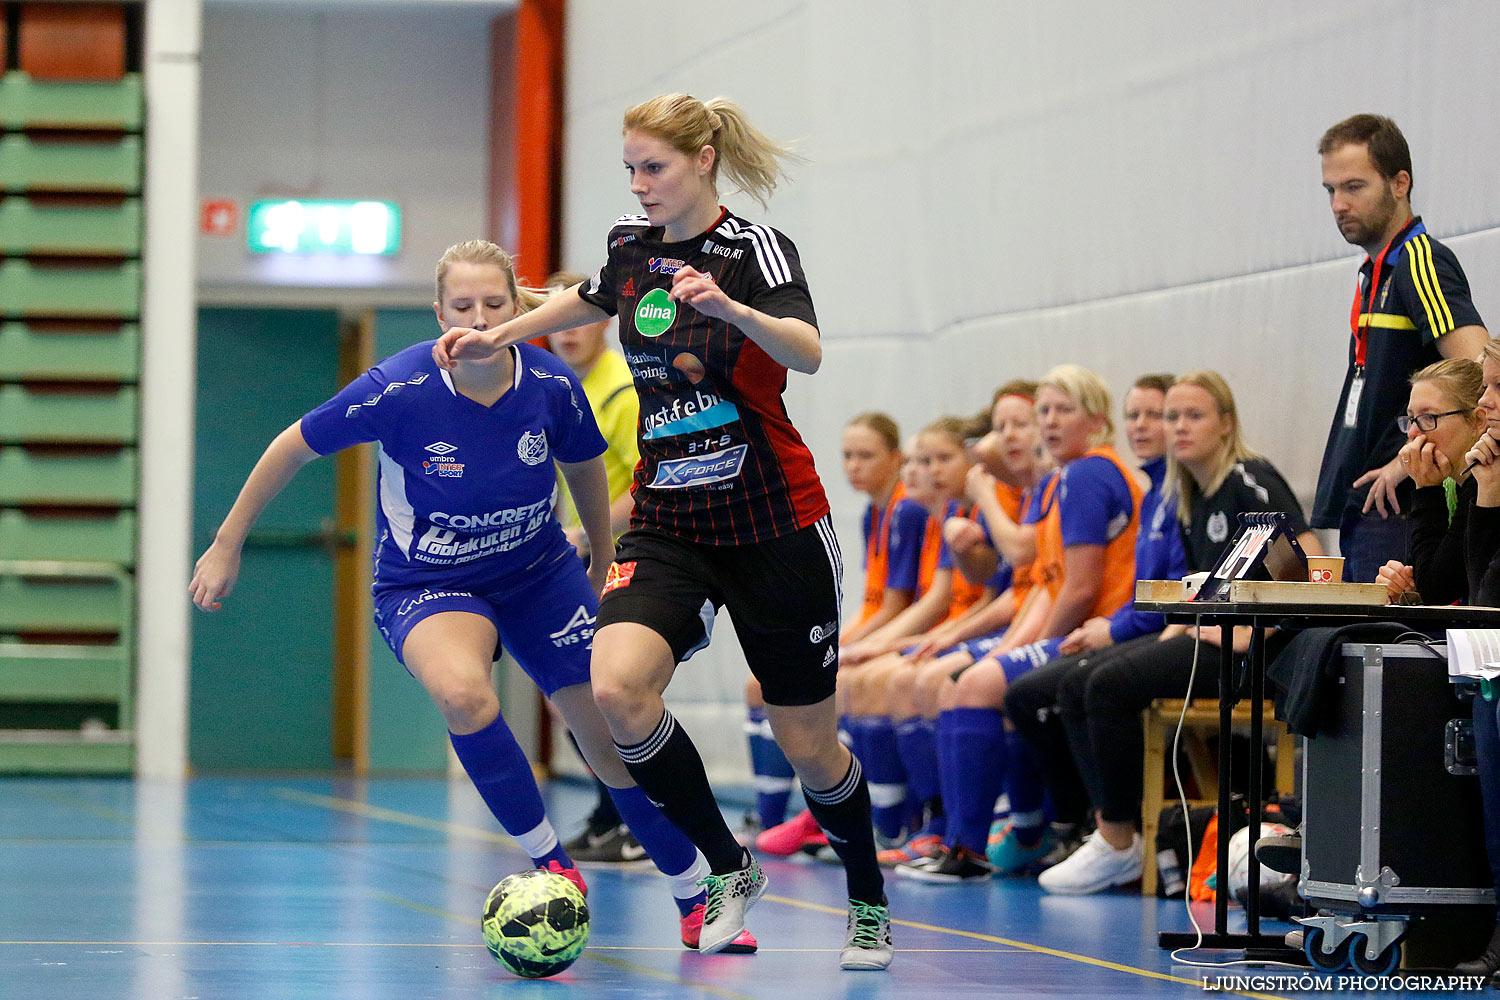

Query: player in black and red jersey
left=433, top=93, right=892, bottom=971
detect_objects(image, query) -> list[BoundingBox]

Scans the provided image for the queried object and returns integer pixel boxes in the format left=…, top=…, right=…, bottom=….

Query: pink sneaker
left=679, top=903, right=758, bottom=953
left=544, top=859, right=588, bottom=898
left=754, top=809, right=827, bottom=856
left=878, top=833, right=941, bottom=867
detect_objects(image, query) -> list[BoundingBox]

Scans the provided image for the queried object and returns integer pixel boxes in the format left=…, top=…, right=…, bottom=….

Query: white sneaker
left=1037, top=830, right=1142, bottom=895
left=695, top=853, right=767, bottom=954
left=840, top=899, right=893, bottom=971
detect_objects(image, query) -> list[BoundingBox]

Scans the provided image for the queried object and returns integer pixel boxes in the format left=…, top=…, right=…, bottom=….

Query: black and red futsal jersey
left=578, top=209, right=829, bottom=545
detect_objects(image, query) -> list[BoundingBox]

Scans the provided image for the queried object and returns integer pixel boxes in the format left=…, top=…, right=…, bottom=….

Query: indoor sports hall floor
left=0, top=776, right=1416, bottom=999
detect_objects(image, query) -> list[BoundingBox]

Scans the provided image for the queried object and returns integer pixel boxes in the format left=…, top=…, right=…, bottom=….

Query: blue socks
left=1005, top=728, right=1047, bottom=845
left=846, top=715, right=908, bottom=839
left=746, top=705, right=795, bottom=828
left=939, top=707, right=1008, bottom=853
left=604, top=783, right=700, bottom=909
left=897, top=716, right=945, bottom=839
left=607, top=782, right=708, bottom=917
left=450, top=715, right=570, bottom=869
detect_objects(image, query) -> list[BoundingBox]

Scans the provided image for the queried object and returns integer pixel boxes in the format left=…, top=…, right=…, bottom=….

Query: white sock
left=515, top=818, right=560, bottom=861
left=669, top=849, right=710, bottom=900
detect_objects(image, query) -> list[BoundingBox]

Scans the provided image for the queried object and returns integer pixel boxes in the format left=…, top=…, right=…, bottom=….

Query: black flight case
left=1298, top=642, right=1495, bottom=973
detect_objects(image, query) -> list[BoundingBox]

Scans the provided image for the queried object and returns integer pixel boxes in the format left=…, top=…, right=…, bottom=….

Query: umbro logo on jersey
left=424, top=441, right=458, bottom=455
left=648, top=257, right=685, bottom=274
left=516, top=430, right=548, bottom=466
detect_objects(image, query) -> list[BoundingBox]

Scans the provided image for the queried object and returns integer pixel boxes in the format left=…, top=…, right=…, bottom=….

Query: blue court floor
left=0, top=777, right=1430, bottom=999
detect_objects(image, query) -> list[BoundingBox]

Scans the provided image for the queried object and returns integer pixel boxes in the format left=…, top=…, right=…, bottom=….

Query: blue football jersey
left=299, top=342, right=607, bottom=591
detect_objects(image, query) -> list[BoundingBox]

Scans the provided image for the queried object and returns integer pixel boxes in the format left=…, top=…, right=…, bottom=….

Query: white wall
left=196, top=5, right=501, bottom=299
left=560, top=0, right=1500, bottom=780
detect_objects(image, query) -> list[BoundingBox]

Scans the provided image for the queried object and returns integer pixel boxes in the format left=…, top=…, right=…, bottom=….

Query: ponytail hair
left=435, top=240, right=547, bottom=314
left=623, top=93, right=803, bottom=209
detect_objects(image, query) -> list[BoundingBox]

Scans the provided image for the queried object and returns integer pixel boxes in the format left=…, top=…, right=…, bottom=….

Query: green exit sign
left=247, top=200, right=401, bottom=255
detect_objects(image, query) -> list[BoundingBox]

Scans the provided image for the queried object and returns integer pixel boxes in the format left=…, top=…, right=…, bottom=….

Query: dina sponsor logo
left=634, top=288, right=677, bottom=338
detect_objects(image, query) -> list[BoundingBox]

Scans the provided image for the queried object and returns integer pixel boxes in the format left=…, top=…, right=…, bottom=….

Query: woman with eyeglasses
left=1373, top=357, right=1488, bottom=604
left=1370, top=345, right=1500, bottom=977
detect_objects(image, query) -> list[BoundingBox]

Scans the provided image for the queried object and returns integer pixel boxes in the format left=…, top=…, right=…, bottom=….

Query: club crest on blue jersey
left=516, top=430, right=549, bottom=466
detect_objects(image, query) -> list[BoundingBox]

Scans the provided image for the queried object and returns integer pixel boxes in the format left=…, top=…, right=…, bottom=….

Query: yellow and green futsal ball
left=480, top=869, right=590, bottom=978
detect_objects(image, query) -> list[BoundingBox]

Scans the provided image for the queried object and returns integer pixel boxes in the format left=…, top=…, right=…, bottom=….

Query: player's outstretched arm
left=558, top=456, right=614, bottom=595
left=432, top=283, right=609, bottom=369
left=189, top=422, right=321, bottom=611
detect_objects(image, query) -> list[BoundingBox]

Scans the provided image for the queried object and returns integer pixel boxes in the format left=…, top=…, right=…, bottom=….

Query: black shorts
left=597, top=516, right=843, bottom=707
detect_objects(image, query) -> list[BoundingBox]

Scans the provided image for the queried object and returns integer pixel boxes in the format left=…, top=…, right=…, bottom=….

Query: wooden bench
left=1140, top=698, right=1296, bottom=895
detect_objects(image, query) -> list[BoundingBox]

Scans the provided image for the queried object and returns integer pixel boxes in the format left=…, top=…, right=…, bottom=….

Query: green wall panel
left=365, top=308, right=449, bottom=772
left=191, top=308, right=340, bottom=770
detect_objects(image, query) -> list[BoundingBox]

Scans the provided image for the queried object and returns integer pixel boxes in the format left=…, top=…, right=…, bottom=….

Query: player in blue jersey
left=188, top=239, right=756, bottom=953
